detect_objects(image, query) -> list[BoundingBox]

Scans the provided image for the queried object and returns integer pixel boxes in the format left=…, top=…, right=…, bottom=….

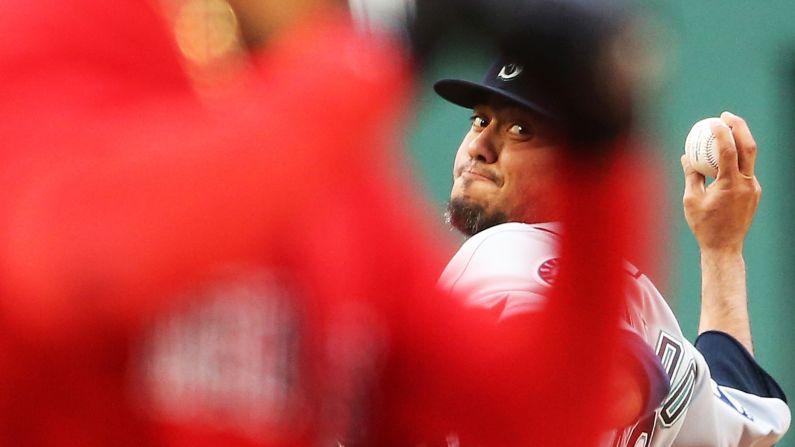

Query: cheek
left=450, top=139, right=472, bottom=198
left=452, top=139, right=471, bottom=174
left=507, top=149, right=561, bottom=185
left=501, top=152, right=562, bottom=206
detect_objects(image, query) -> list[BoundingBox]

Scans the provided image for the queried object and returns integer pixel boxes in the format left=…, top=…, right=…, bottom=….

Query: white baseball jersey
left=438, top=222, right=790, bottom=446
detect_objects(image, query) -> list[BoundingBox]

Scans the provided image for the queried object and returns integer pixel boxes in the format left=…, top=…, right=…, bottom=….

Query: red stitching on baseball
left=705, top=135, right=718, bottom=169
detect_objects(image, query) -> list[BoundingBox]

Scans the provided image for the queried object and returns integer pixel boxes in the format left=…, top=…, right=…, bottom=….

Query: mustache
left=456, top=161, right=501, bottom=184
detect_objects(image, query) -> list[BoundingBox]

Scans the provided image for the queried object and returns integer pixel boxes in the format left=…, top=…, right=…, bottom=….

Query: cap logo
left=497, top=63, right=523, bottom=81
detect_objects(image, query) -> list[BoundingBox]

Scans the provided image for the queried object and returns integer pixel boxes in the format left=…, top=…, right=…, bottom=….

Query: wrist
left=701, top=247, right=745, bottom=284
left=699, top=244, right=744, bottom=259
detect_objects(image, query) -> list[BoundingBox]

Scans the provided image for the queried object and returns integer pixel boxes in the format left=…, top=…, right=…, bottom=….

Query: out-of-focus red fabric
left=0, top=1, right=426, bottom=444
left=0, top=0, right=646, bottom=445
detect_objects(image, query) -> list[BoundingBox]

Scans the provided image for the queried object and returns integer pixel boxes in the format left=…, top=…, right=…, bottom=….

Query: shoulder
left=455, top=222, right=559, bottom=261
left=438, top=223, right=560, bottom=303
left=443, top=222, right=558, bottom=278
left=619, top=264, right=681, bottom=342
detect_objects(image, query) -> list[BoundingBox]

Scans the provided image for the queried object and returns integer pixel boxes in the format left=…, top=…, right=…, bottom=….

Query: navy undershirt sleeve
left=695, top=330, right=787, bottom=402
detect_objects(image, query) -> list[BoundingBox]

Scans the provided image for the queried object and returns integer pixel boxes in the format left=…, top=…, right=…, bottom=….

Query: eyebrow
left=480, top=105, right=539, bottom=125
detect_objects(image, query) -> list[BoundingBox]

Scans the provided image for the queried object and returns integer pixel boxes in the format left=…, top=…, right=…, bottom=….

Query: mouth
left=459, top=166, right=499, bottom=185
left=462, top=170, right=494, bottom=182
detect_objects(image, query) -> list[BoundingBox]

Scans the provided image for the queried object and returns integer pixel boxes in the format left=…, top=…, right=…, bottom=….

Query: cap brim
left=433, top=79, right=556, bottom=119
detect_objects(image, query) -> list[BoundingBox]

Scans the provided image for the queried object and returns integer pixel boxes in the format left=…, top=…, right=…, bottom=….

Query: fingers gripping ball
left=684, top=117, right=734, bottom=178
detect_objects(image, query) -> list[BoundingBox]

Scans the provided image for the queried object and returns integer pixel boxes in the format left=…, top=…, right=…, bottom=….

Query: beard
left=445, top=197, right=508, bottom=237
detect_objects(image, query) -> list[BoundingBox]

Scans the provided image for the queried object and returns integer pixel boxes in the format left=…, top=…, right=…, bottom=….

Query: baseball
left=684, top=117, right=734, bottom=178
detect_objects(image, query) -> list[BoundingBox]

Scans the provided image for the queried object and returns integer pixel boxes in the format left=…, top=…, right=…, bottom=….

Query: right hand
left=681, top=111, right=761, bottom=254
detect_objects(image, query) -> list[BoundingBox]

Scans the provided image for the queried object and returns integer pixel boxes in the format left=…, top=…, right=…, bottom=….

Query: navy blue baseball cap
left=433, top=55, right=558, bottom=119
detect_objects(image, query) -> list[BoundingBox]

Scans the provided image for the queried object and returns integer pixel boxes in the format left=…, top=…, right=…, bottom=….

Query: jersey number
left=616, top=332, right=697, bottom=447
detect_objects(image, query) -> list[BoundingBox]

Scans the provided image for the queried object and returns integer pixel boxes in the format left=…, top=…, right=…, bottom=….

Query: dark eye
left=508, top=123, right=531, bottom=137
left=470, top=115, right=488, bottom=130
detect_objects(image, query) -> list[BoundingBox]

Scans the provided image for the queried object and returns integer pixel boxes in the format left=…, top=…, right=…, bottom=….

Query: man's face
left=448, top=101, right=564, bottom=236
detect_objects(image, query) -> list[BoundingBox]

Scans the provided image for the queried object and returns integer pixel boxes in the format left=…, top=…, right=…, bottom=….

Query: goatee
left=445, top=198, right=508, bottom=236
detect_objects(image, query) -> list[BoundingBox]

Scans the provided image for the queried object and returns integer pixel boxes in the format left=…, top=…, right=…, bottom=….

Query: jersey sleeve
left=691, top=331, right=791, bottom=445
left=438, top=223, right=670, bottom=422
left=695, top=331, right=786, bottom=402
left=615, top=272, right=791, bottom=447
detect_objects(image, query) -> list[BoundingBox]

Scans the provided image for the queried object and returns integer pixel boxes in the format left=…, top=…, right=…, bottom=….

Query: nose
left=467, top=126, right=498, bottom=164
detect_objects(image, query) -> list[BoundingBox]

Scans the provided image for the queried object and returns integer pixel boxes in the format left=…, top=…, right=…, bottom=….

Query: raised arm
left=680, top=111, right=761, bottom=355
